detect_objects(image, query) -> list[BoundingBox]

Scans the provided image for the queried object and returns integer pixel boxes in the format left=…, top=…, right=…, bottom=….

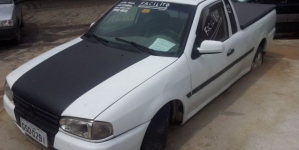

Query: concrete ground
left=0, top=0, right=299, bottom=150
left=167, top=40, right=299, bottom=150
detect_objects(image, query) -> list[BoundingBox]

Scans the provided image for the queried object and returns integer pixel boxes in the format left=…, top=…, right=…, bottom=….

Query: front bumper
left=54, top=123, right=148, bottom=150
left=0, top=26, right=15, bottom=41
left=3, top=94, right=149, bottom=150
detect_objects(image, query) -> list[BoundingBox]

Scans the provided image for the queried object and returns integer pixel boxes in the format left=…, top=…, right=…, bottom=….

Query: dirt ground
left=1, top=0, right=299, bottom=150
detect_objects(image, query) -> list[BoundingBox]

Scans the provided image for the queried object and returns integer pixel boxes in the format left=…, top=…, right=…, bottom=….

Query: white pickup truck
left=4, top=0, right=276, bottom=149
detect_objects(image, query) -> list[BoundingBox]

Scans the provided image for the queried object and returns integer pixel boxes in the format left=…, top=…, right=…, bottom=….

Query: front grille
left=14, top=94, right=60, bottom=149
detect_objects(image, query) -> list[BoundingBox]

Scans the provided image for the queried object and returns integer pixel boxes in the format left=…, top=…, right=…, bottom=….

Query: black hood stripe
left=12, top=40, right=149, bottom=116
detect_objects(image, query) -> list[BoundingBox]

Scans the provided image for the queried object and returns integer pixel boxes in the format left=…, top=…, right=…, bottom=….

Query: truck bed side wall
left=233, top=9, right=276, bottom=72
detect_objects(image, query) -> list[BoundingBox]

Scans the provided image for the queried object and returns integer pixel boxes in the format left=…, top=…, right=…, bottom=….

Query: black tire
left=251, top=47, right=263, bottom=70
left=11, top=25, right=22, bottom=45
left=141, top=104, right=170, bottom=150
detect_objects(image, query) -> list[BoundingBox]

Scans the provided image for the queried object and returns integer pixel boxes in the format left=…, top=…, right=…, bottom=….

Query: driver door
left=187, top=1, right=236, bottom=111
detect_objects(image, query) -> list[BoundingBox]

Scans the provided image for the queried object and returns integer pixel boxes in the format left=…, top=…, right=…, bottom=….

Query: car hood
left=0, top=4, right=14, bottom=21
left=9, top=38, right=177, bottom=119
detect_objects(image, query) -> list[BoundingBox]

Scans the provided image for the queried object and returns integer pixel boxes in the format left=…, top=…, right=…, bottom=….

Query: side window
left=199, top=2, right=229, bottom=43
left=223, top=0, right=238, bottom=34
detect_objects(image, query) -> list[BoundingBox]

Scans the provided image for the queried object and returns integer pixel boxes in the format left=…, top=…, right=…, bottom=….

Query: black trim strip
left=223, top=0, right=238, bottom=34
left=186, top=47, right=254, bottom=98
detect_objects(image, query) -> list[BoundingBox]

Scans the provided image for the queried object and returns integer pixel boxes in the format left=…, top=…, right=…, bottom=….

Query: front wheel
left=140, top=104, right=170, bottom=150
left=251, top=47, right=263, bottom=70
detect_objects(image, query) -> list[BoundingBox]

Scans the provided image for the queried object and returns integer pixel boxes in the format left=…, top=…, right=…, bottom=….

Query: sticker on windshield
left=139, top=2, right=170, bottom=10
left=141, top=9, right=151, bottom=14
left=225, top=4, right=232, bottom=14
left=113, top=1, right=135, bottom=13
left=149, top=38, right=175, bottom=52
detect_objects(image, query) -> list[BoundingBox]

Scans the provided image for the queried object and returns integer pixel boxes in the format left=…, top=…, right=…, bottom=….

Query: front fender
left=95, top=54, right=192, bottom=137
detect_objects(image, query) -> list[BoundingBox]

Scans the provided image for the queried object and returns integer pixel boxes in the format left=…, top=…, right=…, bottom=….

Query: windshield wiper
left=115, top=37, right=157, bottom=56
left=84, top=33, right=109, bottom=46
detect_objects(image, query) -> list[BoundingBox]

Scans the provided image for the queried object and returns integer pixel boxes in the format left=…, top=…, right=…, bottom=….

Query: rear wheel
left=251, top=47, right=263, bottom=69
left=141, top=104, right=170, bottom=150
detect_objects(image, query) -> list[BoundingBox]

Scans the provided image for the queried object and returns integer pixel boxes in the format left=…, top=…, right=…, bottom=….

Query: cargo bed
left=232, top=2, right=276, bottom=29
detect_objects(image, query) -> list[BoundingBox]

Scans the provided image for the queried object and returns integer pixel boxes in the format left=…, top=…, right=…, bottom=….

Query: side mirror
left=15, top=0, right=24, bottom=4
left=197, top=40, right=224, bottom=54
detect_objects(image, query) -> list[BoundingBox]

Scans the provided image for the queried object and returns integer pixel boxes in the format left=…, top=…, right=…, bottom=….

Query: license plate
left=20, top=118, right=48, bottom=147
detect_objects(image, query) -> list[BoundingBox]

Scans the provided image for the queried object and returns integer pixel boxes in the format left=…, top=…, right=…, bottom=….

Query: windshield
left=87, top=0, right=195, bottom=56
left=0, top=0, right=12, bottom=4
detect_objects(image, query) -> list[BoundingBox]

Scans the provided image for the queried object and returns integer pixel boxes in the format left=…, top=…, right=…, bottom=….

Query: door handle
left=227, top=49, right=234, bottom=56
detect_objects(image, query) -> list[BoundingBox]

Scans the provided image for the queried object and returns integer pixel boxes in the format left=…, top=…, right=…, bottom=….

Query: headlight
left=4, top=80, right=14, bottom=101
left=0, top=20, right=14, bottom=27
left=59, top=117, right=113, bottom=141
